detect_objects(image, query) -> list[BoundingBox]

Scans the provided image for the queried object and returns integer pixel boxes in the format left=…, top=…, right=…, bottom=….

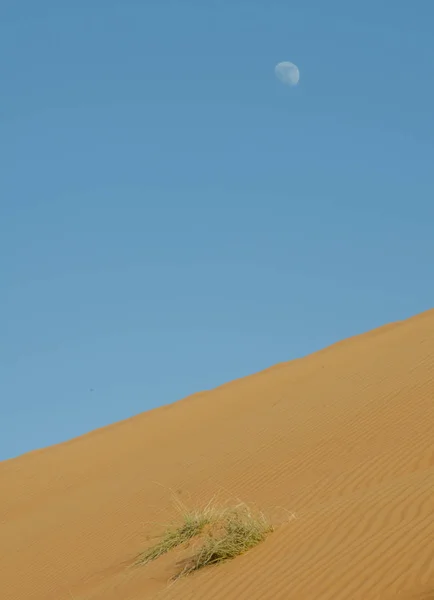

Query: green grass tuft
left=135, top=497, right=222, bottom=565
left=179, top=503, right=273, bottom=577
left=136, top=498, right=273, bottom=577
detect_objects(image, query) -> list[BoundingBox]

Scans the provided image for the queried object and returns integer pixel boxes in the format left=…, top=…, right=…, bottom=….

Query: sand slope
left=1, top=309, right=434, bottom=600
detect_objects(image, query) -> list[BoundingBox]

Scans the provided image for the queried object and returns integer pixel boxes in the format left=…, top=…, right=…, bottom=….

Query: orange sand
left=1, top=309, right=434, bottom=599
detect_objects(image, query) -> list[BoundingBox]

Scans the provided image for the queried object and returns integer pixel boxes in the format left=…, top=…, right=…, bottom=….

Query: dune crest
left=1, top=309, right=434, bottom=599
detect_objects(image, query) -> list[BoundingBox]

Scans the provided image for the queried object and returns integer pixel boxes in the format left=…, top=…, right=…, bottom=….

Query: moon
left=275, top=61, right=300, bottom=86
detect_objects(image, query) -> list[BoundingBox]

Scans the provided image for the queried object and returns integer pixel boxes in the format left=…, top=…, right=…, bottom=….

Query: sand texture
left=1, top=309, right=434, bottom=599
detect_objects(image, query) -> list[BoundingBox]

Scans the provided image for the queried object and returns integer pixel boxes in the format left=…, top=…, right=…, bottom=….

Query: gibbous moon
left=275, top=61, right=300, bottom=86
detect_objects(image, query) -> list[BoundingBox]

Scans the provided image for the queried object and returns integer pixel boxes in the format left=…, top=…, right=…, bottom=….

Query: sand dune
left=1, top=309, right=434, bottom=599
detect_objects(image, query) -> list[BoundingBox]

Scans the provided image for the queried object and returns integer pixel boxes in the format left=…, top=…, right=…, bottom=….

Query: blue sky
left=1, top=0, right=433, bottom=460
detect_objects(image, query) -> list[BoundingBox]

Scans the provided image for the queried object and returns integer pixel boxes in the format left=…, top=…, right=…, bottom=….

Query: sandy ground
left=1, top=309, right=434, bottom=600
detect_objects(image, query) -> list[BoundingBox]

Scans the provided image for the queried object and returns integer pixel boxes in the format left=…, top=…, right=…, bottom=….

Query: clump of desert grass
left=135, top=496, right=221, bottom=565
left=136, top=496, right=273, bottom=577
left=178, top=503, right=273, bottom=577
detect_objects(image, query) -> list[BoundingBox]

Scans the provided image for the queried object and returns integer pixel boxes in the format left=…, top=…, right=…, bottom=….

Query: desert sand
left=1, top=309, right=434, bottom=599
